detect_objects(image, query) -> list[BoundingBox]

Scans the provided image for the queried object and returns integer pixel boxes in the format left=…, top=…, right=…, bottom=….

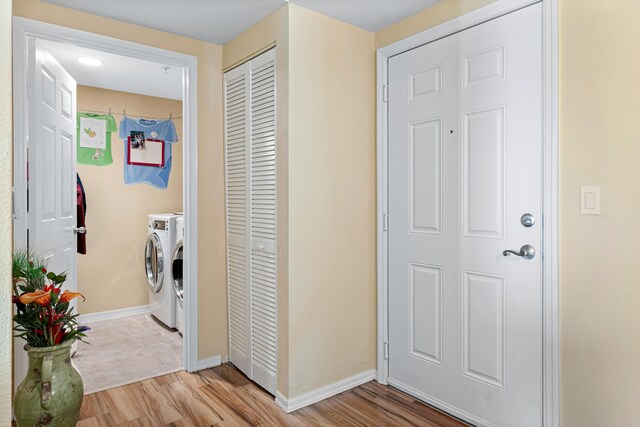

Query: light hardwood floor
left=77, top=363, right=467, bottom=426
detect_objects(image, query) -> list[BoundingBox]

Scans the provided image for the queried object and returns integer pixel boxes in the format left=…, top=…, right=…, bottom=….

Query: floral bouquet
left=12, top=250, right=89, bottom=347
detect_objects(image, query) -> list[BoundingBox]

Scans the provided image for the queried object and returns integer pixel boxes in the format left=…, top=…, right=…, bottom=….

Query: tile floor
left=72, top=313, right=183, bottom=394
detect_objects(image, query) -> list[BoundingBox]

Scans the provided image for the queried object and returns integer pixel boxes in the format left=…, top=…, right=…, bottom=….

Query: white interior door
left=224, top=48, right=277, bottom=395
left=14, top=39, right=77, bottom=383
left=249, top=49, right=277, bottom=394
left=388, top=4, right=542, bottom=426
left=28, top=40, right=77, bottom=278
left=225, top=61, right=252, bottom=377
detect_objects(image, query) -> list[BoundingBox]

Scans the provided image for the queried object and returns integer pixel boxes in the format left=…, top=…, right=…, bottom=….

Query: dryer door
left=171, top=240, right=184, bottom=301
left=145, top=233, right=164, bottom=293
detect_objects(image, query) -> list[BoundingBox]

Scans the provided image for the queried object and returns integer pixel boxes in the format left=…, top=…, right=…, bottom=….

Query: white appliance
left=171, top=216, right=184, bottom=335
left=145, top=214, right=177, bottom=328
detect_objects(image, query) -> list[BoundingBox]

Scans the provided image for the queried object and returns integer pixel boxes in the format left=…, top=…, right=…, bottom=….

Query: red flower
left=51, top=324, right=66, bottom=345
left=43, top=284, right=60, bottom=294
left=42, top=267, right=47, bottom=274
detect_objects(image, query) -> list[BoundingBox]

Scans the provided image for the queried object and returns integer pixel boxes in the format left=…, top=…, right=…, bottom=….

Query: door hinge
left=383, top=342, right=389, bottom=360
left=382, top=85, right=389, bottom=102
left=383, top=213, right=389, bottom=231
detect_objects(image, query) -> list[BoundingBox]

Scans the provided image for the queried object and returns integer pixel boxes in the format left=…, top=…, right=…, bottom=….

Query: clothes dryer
left=145, top=214, right=177, bottom=328
left=171, top=216, right=184, bottom=335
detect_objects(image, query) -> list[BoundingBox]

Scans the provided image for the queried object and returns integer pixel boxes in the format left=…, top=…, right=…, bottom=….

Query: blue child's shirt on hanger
left=119, top=117, right=178, bottom=189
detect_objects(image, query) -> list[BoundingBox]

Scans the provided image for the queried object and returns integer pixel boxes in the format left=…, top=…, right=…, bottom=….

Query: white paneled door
left=29, top=39, right=78, bottom=282
left=224, top=48, right=277, bottom=395
left=388, top=4, right=542, bottom=426
left=14, top=40, right=78, bottom=384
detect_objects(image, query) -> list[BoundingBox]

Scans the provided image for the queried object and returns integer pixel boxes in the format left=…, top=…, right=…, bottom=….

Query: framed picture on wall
left=127, top=137, right=165, bottom=167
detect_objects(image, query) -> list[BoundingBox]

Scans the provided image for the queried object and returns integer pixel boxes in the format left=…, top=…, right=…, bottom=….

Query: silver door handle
left=502, top=244, right=535, bottom=259
left=73, top=227, right=87, bottom=235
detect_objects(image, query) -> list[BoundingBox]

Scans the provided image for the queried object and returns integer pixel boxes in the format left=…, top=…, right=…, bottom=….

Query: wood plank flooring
left=77, top=363, right=468, bottom=426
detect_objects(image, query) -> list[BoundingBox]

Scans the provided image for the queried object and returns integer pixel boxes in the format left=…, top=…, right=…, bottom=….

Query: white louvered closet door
left=249, top=50, right=277, bottom=393
left=224, top=62, right=251, bottom=376
left=224, top=48, right=277, bottom=395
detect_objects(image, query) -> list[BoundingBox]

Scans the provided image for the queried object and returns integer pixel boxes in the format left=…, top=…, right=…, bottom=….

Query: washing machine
left=171, top=216, right=184, bottom=335
left=145, top=214, right=177, bottom=328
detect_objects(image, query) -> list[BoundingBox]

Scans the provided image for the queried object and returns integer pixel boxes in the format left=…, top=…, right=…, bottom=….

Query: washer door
left=171, top=240, right=184, bottom=301
left=145, top=233, right=164, bottom=293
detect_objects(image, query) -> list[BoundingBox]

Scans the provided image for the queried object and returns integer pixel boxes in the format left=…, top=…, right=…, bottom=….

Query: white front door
left=388, top=4, right=542, bottom=426
left=15, top=40, right=78, bottom=382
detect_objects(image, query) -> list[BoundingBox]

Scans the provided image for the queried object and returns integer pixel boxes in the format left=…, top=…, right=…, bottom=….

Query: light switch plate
left=580, top=186, right=600, bottom=215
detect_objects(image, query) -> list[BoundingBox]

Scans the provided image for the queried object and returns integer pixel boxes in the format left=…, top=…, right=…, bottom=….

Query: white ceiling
left=40, top=39, right=183, bottom=100
left=42, top=0, right=287, bottom=45
left=290, top=0, right=442, bottom=32
left=42, top=0, right=443, bottom=44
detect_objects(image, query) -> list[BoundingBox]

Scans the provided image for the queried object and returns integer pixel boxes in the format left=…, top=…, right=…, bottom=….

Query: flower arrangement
left=12, top=250, right=89, bottom=347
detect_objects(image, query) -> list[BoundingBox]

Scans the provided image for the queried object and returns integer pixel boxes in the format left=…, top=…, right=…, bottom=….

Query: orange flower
left=59, top=290, right=85, bottom=303
left=19, top=290, right=50, bottom=306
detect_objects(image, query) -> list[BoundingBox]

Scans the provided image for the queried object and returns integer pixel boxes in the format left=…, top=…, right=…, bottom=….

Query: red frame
left=127, top=137, right=165, bottom=167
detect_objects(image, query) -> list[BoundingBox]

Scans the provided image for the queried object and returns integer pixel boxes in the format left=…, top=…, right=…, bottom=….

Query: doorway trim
left=12, top=17, right=200, bottom=373
left=375, top=0, right=559, bottom=425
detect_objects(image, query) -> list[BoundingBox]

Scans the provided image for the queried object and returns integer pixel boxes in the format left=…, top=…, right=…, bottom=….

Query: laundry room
left=37, top=39, right=187, bottom=394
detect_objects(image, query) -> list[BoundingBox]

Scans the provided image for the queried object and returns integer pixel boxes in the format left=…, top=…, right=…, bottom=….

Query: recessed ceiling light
left=78, top=57, right=103, bottom=67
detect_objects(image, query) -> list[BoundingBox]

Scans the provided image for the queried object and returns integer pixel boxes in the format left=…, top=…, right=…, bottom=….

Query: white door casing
left=387, top=4, right=542, bottom=426
left=14, top=17, right=200, bottom=382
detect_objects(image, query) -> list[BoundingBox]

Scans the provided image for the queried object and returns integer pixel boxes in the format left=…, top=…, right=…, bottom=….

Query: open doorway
left=12, top=17, right=199, bottom=394
left=43, top=38, right=185, bottom=393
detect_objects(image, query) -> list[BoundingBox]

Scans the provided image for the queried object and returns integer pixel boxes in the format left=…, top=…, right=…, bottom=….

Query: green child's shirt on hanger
left=76, top=112, right=118, bottom=166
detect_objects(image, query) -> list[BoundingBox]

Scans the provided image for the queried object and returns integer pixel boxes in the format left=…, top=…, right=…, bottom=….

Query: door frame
left=12, top=17, right=200, bottom=373
left=375, top=0, right=559, bottom=425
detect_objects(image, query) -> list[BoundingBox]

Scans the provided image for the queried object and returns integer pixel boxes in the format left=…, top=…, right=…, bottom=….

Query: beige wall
left=13, top=0, right=226, bottom=361
left=287, top=4, right=376, bottom=398
left=76, top=86, right=183, bottom=315
left=559, top=1, right=640, bottom=425
left=223, top=5, right=292, bottom=396
left=0, top=0, right=12, bottom=423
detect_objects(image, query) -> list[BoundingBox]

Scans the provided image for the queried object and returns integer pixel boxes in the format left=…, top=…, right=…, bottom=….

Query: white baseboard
left=196, top=355, right=222, bottom=371
left=77, top=305, right=150, bottom=324
left=275, top=369, right=376, bottom=413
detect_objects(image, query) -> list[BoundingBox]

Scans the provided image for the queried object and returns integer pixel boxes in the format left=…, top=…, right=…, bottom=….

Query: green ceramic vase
left=14, top=340, right=84, bottom=427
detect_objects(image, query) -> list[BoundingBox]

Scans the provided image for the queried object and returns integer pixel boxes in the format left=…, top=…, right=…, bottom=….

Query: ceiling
left=41, top=0, right=442, bottom=44
left=290, top=0, right=442, bottom=32
left=39, top=39, right=183, bottom=100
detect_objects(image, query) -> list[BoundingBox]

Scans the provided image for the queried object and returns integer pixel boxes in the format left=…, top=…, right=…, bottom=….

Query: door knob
left=73, top=227, right=87, bottom=235
left=502, top=244, right=535, bottom=260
